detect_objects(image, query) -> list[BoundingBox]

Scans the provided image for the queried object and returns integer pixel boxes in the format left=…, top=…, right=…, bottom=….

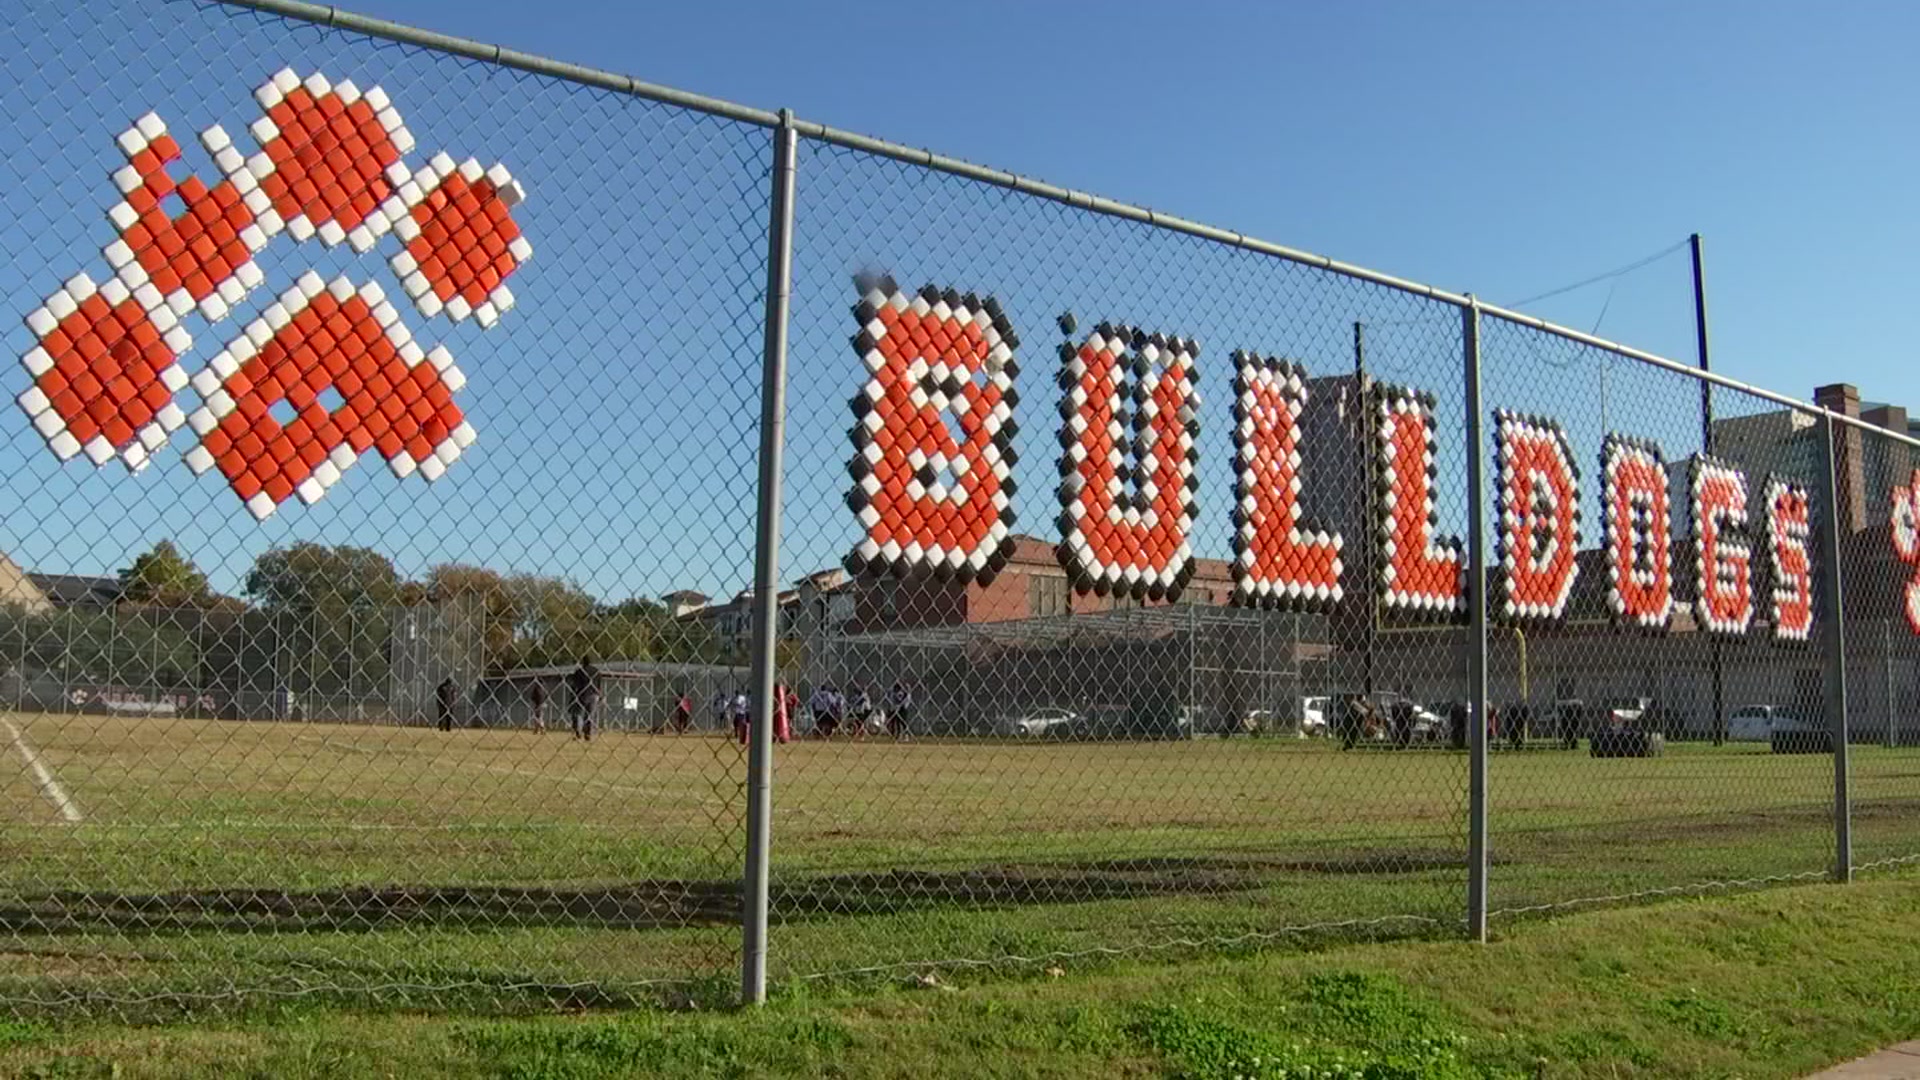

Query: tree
left=8, top=606, right=197, bottom=692
left=118, top=540, right=212, bottom=608
left=245, top=543, right=404, bottom=613
left=421, top=563, right=518, bottom=673
left=600, top=597, right=719, bottom=664
left=243, top=543, right=406, bottom=704
left=503, top=574, right=602, bottom=668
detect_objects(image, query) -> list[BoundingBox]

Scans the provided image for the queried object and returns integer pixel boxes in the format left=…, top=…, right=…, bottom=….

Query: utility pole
left=1692, top=234, right=1726, bottom=747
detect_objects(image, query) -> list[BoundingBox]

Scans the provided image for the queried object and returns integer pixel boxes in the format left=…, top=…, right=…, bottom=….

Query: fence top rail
left=216, top=0, right=1920, bottom=453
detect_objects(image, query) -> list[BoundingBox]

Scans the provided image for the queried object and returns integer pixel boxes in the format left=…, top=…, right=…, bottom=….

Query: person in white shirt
left=730, top=691, right=750, bottom=745
left=810, top=684, right=840, bottom=737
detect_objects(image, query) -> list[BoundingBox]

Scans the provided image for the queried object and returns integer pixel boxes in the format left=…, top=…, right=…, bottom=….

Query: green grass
left=0, top=710, right=1915, bottom=1013
left=2, top=874, right=1918, bottom=1077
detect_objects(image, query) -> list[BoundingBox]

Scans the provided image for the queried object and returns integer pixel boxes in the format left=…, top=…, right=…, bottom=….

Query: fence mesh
left=0, top=0, right=1912, bottom=1017
left=770, top=138, right=1473, bottom=980
left=1839, top=422, right=1920, bottom=874
left=0, top=0, right=770, bottom=1012
left=1475, top=318, right=1838, bottom=917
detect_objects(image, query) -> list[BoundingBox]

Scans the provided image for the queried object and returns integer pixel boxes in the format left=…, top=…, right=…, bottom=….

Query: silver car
left=997, top=707, right=1080, bottom=738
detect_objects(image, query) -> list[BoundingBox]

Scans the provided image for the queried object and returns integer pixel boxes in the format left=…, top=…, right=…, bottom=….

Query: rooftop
left=26, top=573, right=122, bottom=609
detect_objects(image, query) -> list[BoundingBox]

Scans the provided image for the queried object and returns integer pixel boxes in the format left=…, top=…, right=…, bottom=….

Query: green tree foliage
left=577, top=596, right=721, bottom=668
left=0, top=606, right=198, bottom=692
left=409, top=564, right=724, bottom=673
left=240, top=543, right=406, bottom=700
left=117, top=540, right=214, bottom=608
left=421, top=564, right=518, bottom=673
left=245, top=543, right=405, bottom=613
left=503, top=574, right=598, bottom=664
left=6, top=537, right=734, bottom=706
left=649, top=602, right=721, bottom=665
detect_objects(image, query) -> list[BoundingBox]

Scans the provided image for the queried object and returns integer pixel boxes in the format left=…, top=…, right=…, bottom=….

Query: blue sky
left=346, top=0, right=1919, bottom=395
left=3, top=0, right=1914, bottom=603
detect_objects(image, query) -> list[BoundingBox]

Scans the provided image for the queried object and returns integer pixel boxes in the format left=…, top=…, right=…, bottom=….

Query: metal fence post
left=742, top=108, right=798, bottom=1005
left=1463, top=298, right=1490, bottom=940
left=1354, top=321, right=1378, bottom=698
left=1816, top=413, right=1853, bottom=882
left=1691, top=234, right=1730, bottom=747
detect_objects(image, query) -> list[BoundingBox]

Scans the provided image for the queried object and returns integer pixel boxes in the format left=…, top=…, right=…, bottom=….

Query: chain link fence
left=0, top=0, right=1912, bottom=1015
left=0, top=0, right=770, bottom=1013
left=1475, top=319, right=1841, bottom=917
left=1839, top=421, right=1920, bottom=876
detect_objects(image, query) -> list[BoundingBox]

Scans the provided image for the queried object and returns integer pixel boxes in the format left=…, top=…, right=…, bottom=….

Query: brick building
left=774, top=537, right=1321, bottom=734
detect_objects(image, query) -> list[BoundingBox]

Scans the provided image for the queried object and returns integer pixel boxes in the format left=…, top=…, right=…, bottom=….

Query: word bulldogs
left=844, top=277, right=1828, bottom=642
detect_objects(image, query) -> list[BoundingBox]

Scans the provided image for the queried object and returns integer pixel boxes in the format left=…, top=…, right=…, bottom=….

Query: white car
left=1727, top=705, right=1792, bottom=742
left=997, top=708, right=1079, bottom=738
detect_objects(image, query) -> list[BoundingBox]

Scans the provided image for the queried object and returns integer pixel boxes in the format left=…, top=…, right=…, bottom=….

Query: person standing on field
left=528, top=680, right=547, bottom=733
left=850, top=683, right=874, bottom=740
left=811, top=683, right=837, bottom=738
left=730, top=690, right=751, bottom=745
left=1391, top=700, right=1414, bottom=750
left=774, top=682, right=794, bottom=745
left=672, top=689, right=693, bottom=734
left=436, top=676, right=458, bottom=732
left=885, top=680, right=914, bottom=741
left=568, top=657, right=601, bottom=742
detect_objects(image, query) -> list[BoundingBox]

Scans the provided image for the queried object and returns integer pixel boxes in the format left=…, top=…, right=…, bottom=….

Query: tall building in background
left=1692, top=383, right=1915, bottom=535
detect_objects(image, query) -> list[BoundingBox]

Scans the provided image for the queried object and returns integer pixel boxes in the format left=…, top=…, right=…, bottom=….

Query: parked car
left=1067, top=703, right=1195, bottom=742
left=1602, top=696, right=1651, bottom=727
left=1592, top=726, right=1665, bottom=758
left=995, top=707, right=1080, bottom=738
left=1727, top=704, right=1794, bottom=742
left=1769, top=712, right=1831, bottom=754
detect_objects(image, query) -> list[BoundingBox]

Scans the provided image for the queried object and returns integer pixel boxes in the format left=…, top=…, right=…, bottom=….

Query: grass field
left=0, top=710, right=1915, bottom=1014
left=2, top=873, right=1918, bottom=1078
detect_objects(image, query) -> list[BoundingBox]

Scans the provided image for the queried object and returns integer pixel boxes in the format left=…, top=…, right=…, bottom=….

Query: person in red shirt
left=672, top=690, right=692, bottom=734
left=773, top=683, right=794, bottom=745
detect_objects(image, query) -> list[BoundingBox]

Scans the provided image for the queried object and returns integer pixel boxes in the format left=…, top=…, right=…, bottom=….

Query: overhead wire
left=1504, top=238, right=1691, bottom=311
left=1358, top=236, right=1691, bottom=362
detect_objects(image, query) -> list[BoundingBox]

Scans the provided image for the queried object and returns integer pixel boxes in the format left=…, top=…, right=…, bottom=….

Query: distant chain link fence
left=0, top=0, right=1912, bottom=1016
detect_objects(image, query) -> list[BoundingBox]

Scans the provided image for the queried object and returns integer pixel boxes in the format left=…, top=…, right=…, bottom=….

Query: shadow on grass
left=0, top=848, right=1468, bottom=937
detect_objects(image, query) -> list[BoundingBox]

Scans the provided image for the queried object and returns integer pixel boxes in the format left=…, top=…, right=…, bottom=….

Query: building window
left=1029, top=574, right=1068, bottom=617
